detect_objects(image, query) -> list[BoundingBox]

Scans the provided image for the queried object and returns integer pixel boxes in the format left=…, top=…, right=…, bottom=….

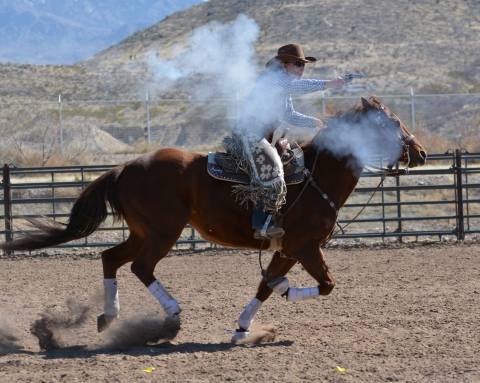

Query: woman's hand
left=326, top=77, right=346, bottom=89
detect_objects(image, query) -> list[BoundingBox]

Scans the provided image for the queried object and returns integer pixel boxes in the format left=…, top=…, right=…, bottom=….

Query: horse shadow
left=2, top=340, right=294, bottom=359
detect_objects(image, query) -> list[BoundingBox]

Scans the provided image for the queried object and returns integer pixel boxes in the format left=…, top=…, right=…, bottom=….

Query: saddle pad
left=207, top=147, right=306, bottom=185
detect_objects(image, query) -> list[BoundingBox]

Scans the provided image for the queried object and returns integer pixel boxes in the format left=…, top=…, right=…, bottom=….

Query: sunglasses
left=292, top=61, right=305, bottom=68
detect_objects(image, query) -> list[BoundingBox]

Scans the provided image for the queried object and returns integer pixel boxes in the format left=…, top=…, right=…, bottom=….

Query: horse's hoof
left=97, top=313, right=116, bottom=333
left=231, top=329, right=249, bottom=344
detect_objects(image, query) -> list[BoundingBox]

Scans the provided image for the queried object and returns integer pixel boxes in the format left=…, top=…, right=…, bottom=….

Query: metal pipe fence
left=1, top=151, right=479, bottom=254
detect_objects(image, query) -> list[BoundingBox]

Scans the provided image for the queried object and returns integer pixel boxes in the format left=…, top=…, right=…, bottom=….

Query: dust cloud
left=0, top=313, right=23, bottom=354
left=103, top=314, right=181, bottom=349
left=30, top=299, right=90, bottom=351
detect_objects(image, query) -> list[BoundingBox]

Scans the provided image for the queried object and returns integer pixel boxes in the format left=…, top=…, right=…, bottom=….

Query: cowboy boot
left=252, top=207, right=285, bottom=240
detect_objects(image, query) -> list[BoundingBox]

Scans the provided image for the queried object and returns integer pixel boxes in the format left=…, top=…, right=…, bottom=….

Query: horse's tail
left=1, top=167, right=125, bottom=252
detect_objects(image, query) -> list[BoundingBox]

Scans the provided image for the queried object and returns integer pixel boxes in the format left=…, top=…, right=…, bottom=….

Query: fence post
left=58, top=93, right=64, bottom=153
left=321, top=92, right=326, bottom=115
left=190, top=227, right=196, bottom=251
left=2, top=164, right=13, bottom=255
left=145, top=89, right=151, bottom=145
left=395, top=170, right=403, bottom=242
left=410, top=87, right=416, bottom=132
left=380, top=174, right=386, bottom=242
left=454, top=149, right=465, bottom=240
left=464, top=155, right=470, bottom=232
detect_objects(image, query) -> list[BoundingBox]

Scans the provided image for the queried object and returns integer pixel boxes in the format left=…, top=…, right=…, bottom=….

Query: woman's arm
left=283, top=97, right=322, bottom=128
left=275, top=72, right=346, bottom=95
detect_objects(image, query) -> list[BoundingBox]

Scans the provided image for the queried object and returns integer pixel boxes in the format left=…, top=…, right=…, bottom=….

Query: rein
left=282, top=134, right=414, bottom=216
left=332, top=176, right=384, bottom=236
left=315, top=134, right=416, bottom=242
left=280, top=146, right=328, bottom=217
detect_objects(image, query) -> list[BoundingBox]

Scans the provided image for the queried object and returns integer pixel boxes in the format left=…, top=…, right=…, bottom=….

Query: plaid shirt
left=239, top=68, right=326, bottom=134
left=274, top=71, right=326, bottom=128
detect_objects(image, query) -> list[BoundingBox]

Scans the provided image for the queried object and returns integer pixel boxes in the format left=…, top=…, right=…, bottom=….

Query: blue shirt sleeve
left=283, top=96, right=318, bottom=128
left=274, top=72, right=327, bottom=95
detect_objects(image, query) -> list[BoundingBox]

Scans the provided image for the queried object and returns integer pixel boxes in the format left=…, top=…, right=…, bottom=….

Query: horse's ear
left=361, top=97, right=371, bottom=109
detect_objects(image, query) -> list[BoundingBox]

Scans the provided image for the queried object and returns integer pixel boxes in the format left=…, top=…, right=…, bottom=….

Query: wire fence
left=1, top=150, right=479, bottom=255
left=0, top=91, right=479, bottom=165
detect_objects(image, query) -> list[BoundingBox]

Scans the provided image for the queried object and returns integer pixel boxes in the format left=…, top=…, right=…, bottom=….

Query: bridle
left=332, top=133, right=416, bottom=237
left=283, top=120, right=416, bottom=213
left=280, top=112, right=418, bottom=243
left=258, top=109, right=417, bottom=273
left=366, top=132, right=416, bottom=176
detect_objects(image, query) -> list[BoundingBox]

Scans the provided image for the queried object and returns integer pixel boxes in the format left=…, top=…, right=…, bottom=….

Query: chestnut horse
left=2, top=96, right=427, bottom=341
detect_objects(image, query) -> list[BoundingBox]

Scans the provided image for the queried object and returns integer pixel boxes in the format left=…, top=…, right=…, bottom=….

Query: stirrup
left=253, top=214, right=285, bottom=240
left=253, top=226, right=285, bottom=240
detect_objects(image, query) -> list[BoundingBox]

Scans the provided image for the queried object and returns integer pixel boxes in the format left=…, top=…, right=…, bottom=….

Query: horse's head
left=359, top=96, right=427, bottom=168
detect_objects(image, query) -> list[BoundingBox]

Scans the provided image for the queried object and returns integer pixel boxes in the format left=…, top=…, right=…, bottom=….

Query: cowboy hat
left=272, top=43, right=317, bottom=64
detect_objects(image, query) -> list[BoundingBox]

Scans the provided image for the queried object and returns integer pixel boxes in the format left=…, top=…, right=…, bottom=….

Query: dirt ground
left=0, top=242, right=479, bottom=383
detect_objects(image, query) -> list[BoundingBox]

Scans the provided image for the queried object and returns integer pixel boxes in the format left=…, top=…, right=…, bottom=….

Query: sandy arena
left=0, top=242, right=479, bottom=382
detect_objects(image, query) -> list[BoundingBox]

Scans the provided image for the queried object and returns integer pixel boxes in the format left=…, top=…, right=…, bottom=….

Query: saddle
left=207, top=140, right=307, bottom=185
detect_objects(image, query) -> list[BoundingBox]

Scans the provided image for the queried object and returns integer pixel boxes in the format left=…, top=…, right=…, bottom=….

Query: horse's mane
left=331, top=95, right=384, bottom=123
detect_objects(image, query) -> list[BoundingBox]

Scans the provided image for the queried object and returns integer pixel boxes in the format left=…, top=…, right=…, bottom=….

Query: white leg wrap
left=287, top=287, right=320, bottom=302
left=103, top=278, right=120, bottom=317
left=267, top=276, right=290, bottom=296
left=237, top=297, right=262, bottom=330
left=147, top=280, right=181, bottom=317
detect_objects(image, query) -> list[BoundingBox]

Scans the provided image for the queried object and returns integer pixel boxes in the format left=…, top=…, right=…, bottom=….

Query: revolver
left=341, top=72, right=366, bottom=83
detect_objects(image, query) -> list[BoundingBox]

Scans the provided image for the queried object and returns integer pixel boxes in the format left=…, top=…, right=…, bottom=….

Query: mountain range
left=0, top=0, right=204, bottom=64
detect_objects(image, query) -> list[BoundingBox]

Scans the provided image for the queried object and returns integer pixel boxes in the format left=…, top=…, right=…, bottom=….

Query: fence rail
left=1, top=150, right=480, bottom=254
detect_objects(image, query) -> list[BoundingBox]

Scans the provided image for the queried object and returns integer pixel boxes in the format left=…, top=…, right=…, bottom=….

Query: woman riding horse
left=1, top=99, right=427, bottom=342
left=235, top=43, right=347, bottom=240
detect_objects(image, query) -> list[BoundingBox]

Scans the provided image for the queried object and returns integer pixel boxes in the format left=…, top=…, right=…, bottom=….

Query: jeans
left=252, top=205, right=269, bottom=230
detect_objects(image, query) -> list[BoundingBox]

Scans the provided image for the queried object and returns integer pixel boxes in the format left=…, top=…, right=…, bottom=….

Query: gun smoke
left=147, top=14, right=259, bottom=123
left=318, top=109, right=403, bottom=168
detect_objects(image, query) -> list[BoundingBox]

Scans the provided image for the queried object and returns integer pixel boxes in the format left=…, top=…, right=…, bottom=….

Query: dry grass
left=2, top=146, right=91, bottom=167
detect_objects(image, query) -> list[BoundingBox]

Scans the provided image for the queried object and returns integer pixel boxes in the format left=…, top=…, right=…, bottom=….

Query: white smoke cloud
left=317, top=108, right=403, bottom=168
left=147, top=14, right=259, bottom=122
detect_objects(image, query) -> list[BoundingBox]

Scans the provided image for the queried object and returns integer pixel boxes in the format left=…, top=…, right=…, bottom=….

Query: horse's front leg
left=284, top=243, right=336, bottom=301
left=232, top=251, right=296, bottom=342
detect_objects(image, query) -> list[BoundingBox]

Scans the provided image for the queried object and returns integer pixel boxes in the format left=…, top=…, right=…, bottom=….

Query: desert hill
left=0, top=0, right=479, bottom=164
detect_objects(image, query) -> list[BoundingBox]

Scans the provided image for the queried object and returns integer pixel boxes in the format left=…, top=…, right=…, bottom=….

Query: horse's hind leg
left=102, top=234, right=141, bottom=278
left=98, top=235, right=141, bottom=332
left=233, top=251, right=296, bottom=341
left=130, top=228, right=186, bottom=318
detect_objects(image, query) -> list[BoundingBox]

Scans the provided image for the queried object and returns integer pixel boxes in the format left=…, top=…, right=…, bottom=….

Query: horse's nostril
left=420, top=151, right=427, bottom=159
